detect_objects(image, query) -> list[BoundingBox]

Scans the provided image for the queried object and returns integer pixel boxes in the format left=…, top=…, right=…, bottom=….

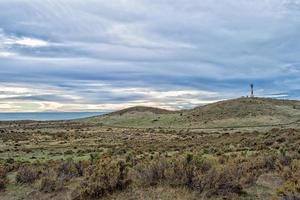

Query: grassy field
left=0, top=98, right=300, bottom=200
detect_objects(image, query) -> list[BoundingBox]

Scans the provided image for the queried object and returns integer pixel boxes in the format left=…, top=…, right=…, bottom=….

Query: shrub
left=0, top=178, right=6, bottom=192
left=38, top=160, right=88, bottom=193
left=56, top=160, right=83, bottom=181
left=212, top=165, right=243, bottom=196
left=0, top=165, right=8, bottom=191
left=263, top=155, right=277, bottom=170
left=192, top=162, right=243, bottom=197
left=196, top=158, right=213, bottom=173
left=0, top=165, right=7, bottom=178
left=133, top=156, right=243, bottom=197
left=79, top=158, right=131, bottom=199
left=90, top=153, right=100, bottom=162
left=39, top=171, right=64, bottom=193
left=165, top=157, right=196, bottom=188
left=40, top=177, right=57, bottom=193
left=277, top=160, right=300, bottom=199
left=64, top=150, right=74, bottom=155
left=16, top=166, right=40, bottom=184
left=134, top=157, right=168, bottom=186
left=277, top=180, right=300, bottom=199
left=279, top=154, right=292, bottom=167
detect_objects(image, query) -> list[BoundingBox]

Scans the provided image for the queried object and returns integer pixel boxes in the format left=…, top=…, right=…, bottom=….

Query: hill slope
left=85, top=98, right=300, bottom=128
left=108, top=106, right=174, bottom=116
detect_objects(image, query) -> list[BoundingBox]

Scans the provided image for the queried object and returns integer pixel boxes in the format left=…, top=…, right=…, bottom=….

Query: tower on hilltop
left=250, top=83, right=254, bottom=98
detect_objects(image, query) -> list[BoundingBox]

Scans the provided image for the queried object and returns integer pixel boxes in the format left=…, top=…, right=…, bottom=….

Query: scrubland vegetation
left=1, top=124, right=300, bottom=199
left=0, top=98, right=300, bottom=199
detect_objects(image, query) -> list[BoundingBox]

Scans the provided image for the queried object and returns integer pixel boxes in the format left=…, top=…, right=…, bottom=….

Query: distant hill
left=108, top=106, right=174, bottom=116
left=187, top=97, right=299, bottom=121
left=84, top=97, right=300, bottom=129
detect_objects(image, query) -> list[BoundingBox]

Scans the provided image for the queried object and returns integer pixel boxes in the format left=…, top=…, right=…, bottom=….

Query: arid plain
left=1, top=98, right=300, bottom=200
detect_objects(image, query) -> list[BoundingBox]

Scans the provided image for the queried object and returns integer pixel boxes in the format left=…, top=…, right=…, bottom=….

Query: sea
left=0, top=112, right=106, bottom=121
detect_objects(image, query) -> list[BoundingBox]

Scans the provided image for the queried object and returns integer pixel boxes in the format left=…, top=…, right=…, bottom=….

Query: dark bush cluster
left=16, top=165, right=40, bottom=184
left=56, top=160, right=84, bottom=180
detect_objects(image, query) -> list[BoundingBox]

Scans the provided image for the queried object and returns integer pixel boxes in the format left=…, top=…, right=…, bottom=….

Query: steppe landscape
left=1, top=1, right=300, bottom=200
left=1, top=98, right=300, bottom=200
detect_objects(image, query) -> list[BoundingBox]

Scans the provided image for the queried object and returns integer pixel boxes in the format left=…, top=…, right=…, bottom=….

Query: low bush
left=16, top=166, right=40, bottom=184
left=39, top=172, right=64, bottom=193
left=277, top=160, right=300, bottom=199
left=79, top=158, right=131, bottom=199
left=0, top=178, right=6, bottom=192
left=0, top=165, right=8, bottom=191
left=56, top=159, right=84, bottom=182
left=134, top=157, right=168, bottom=186
left=133, top=155, right=262, bottom=198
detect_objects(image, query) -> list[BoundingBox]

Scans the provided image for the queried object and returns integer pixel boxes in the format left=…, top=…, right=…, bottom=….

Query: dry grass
left=0, top=111, right=300, bottom=199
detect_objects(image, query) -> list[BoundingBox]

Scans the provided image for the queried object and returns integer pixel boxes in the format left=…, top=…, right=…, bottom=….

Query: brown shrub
left=277, top=160, right=300, bottom=199
left=16, top=166, right=40, bottom=184
left=0, top=178, right=6, bottom=191
left=39, top=171, right=64, bottom=193
left=263, top=155, right=277, bottom=170
left=192, top=162, right=243, bottom=197
left=0, top=165, right=8, bottom=191
left=56, top=160, right=83, bottom=181
left=79, top=158, right=131, bottom=199
left=133, top=156, right=243, bottom=198
left=212, top=165, right=243, bottom=196
left=134, top=157, right=168, bottom=186
left=39, top=160, right=86, bottom=193
left=0, top=165, right=7, bottom=178
left=165, top=157, right=196, bottom=188
left=279, top=154, right=292, bottom=167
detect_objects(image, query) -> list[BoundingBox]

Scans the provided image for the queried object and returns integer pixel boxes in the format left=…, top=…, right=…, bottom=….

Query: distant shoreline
left=0, top=112, right=106, bottom=121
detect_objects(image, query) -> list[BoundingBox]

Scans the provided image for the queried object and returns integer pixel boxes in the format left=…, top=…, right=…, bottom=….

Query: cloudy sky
left=0, top=0, right=300, bottom=112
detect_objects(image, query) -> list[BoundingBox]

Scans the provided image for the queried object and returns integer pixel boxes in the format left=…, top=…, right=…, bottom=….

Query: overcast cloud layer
left=0, top=0, right=300, bottom=112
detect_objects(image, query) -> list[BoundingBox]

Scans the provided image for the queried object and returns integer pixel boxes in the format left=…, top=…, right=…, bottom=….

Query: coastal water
left=0, top=112, right=106, bottom=121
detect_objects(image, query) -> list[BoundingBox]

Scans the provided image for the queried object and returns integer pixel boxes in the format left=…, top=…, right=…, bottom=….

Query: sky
left=0, top=0, right=300, bottom=112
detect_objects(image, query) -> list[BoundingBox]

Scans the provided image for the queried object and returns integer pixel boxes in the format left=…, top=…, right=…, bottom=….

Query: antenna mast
left=250, top=84, right=254, bottom=98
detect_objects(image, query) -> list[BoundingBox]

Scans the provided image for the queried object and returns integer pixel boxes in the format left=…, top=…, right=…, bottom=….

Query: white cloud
left=0, top=82, right=221, bottom=112
left=0, top=51, right=16, bottom=57
left=0, top=31, right=49, bottom=59
left=3, top=36, right=49, bottom=48
left=10, top=37, right=49, bottom=47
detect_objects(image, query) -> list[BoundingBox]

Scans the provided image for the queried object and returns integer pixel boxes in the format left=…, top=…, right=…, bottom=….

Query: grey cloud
left=0, top=0, right=299, bottom=111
